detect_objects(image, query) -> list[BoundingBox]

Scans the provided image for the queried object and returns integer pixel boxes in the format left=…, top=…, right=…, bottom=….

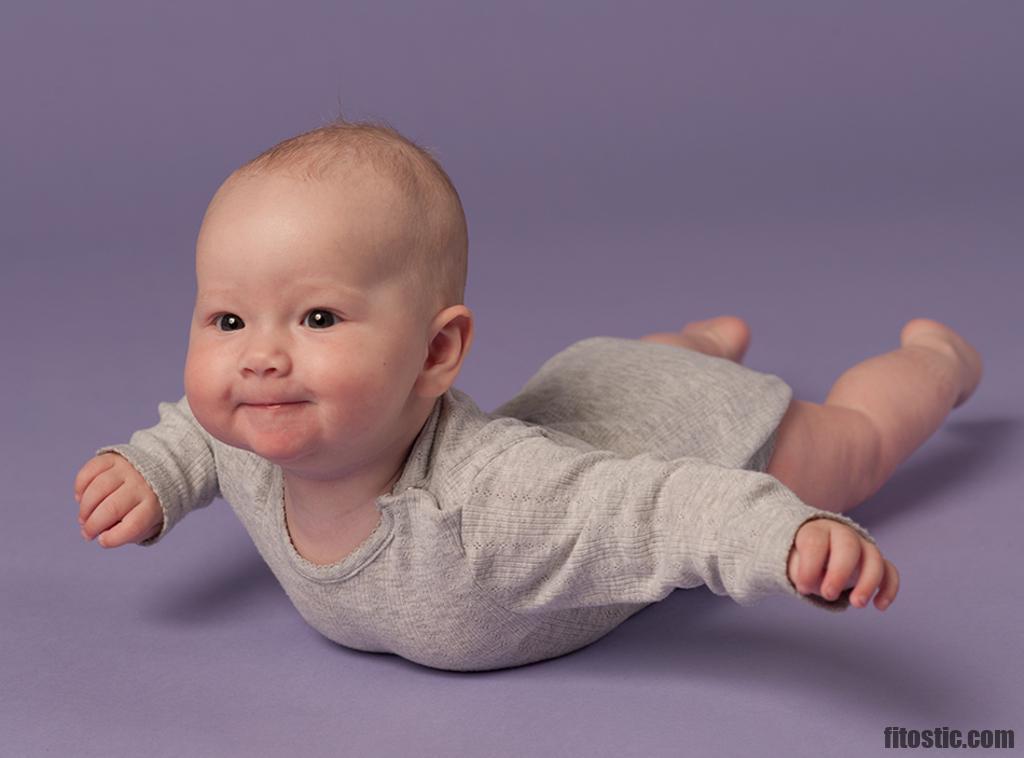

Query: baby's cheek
left=183, top=349, right=208, bottom=406
left=184, top=348, right=229, bottom=437
left=325, top=374, right=382, bottom=422
left=318, top=363, right=398, bottom=430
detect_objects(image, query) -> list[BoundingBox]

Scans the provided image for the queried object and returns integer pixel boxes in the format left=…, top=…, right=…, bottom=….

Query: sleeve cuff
left=734, top=501, right=876, bottom=612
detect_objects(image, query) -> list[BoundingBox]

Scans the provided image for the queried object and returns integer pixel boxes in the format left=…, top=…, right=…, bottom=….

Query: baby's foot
left=681, top=316, right=752, bottom=363
left=641, top=315, right=751, bottom=363
left=900, top=318, right=983, bottom=408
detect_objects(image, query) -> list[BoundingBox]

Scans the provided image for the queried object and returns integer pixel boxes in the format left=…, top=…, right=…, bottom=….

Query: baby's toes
left=680, top=316, right=752, bottom=363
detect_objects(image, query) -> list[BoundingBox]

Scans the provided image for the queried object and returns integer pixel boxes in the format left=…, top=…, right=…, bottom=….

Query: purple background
left=3, top=2, right=1021, bottom=756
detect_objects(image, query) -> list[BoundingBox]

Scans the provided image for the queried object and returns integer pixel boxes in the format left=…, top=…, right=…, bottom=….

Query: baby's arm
left=788, top=519, right=900, bottom=610
left=75, top=453, right=162, bottom=547
left=463, top=432, right=883, bottom=613
left=72, top=396, right=221, bottom=547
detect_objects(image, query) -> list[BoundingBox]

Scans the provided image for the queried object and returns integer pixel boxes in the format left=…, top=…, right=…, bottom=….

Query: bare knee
left=767, top=400, right=884, bottom=512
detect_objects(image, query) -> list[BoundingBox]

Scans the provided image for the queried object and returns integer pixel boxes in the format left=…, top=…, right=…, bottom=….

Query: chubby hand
left=787, top=518, right=900, bottom=610
left=74, top=453, right=163, bottom=548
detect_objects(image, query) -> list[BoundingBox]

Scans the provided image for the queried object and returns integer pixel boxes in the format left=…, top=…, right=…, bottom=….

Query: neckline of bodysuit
left=273, top=465, right=397, bottom=584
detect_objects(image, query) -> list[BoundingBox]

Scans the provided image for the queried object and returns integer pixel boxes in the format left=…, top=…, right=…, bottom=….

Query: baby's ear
left=417, top=306, right=473, bottom=396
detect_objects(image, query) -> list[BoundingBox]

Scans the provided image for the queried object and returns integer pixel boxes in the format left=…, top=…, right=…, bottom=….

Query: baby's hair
left=231, top=116, right=469, bottom=323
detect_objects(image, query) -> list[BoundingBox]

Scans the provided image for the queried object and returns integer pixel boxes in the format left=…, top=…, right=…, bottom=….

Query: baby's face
left=184, top=170, right=430, bottom=476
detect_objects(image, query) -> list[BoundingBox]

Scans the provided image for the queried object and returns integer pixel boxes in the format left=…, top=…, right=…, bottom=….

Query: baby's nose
left=241, top=342, right=292, bottom=376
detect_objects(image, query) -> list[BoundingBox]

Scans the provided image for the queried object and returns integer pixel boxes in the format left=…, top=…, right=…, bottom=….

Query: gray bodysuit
left=97, top=336, right=874, bottom=672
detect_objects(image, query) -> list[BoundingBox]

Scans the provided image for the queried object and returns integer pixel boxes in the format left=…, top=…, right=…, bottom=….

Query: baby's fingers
left=874, top=559, right=900, bottom=611
left=850, top=542, right=885, bottom=608
left=78, top=467, right=128, bottom=525
left=74, top=454, right=118, bottom=503
left=81, top=483, right=139, bottom=541
left=96, top=503, right=159, bottom=548
left=791, top=522, right=830, bottom=594
left=820, top=527, right=861, bottom=601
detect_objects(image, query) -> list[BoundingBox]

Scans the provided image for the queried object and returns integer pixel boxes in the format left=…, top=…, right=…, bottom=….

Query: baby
left=73, top=119, right=983, bottom=672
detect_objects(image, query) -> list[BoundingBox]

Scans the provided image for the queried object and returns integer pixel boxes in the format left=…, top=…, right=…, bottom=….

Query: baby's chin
left=228, top=434, right=315, bottom=468
left=229, top=425, right=312, bottom=463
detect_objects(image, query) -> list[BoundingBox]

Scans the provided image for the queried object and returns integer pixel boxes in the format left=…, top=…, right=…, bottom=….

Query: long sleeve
left=96, top=395, right=220, bottom=545
left=461, top=430, right=874, bottom=614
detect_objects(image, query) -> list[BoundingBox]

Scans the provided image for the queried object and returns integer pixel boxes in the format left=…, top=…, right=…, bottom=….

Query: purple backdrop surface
left=2, top=2, right=1021, bottom=756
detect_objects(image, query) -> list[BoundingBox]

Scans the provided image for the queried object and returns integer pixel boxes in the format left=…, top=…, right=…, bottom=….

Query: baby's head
left=184, top=119, right=473, bottom=477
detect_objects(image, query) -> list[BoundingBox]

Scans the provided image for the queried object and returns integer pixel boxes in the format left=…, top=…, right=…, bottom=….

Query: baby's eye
left=303, top=309, right=339, bottom=329
left=215, top=313, right=245, bottom=332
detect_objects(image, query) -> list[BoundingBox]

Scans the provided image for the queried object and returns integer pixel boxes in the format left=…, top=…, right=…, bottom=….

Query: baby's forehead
left=251, top=166, right=422, bottom=240
left=203, top=174, right=418, bottom=276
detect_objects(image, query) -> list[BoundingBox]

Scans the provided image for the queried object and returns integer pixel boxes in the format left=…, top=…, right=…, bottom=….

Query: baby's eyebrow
left=195, top=283, right=368, bottom=305
left=194, top=291, right=237, bottom=308
left=297, top=283, right=369, bottom=303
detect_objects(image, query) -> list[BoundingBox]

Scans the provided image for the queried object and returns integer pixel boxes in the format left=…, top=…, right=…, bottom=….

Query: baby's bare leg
left=766, top=318, right=983, bottom=513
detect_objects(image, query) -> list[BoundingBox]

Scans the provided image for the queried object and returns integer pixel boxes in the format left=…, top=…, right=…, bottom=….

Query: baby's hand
left=787, top=518, right=899, bottom=610
left=74, top=453, right=163, bottom=548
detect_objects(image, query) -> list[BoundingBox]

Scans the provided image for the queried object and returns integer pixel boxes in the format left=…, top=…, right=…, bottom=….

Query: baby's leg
left=766, top=318, right=983, bottom=513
